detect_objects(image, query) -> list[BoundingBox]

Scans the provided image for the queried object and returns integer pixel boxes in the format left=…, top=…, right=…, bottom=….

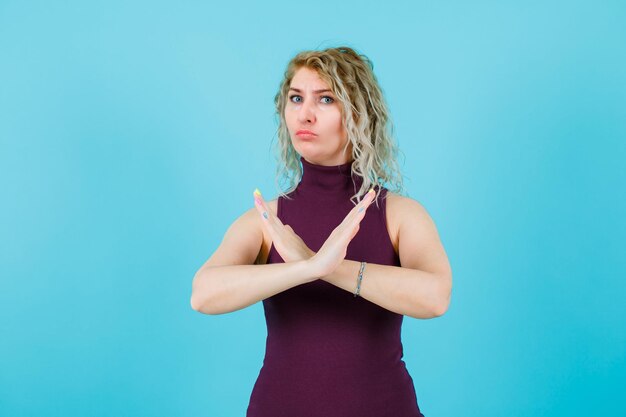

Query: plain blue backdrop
left=1, top=1, right=624, bottom=416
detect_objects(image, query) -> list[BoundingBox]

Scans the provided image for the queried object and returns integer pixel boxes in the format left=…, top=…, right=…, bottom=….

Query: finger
left=253, top=188, right=270, bottom=220
left=253, top=188, right=287, bottom=235
left=339, top=188, right=376, bottom=229
left=253, top=189, right=284, bottom=248
left=350, top=224, right=360, bottom=240
left=254, top=188, right=281, bottom=224
left=357, top=188, right=376, bottom=213
left=348, top=188, right=375, bottom=222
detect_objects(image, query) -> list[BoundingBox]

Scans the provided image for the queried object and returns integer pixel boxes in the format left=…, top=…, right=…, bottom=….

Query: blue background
left=1, top=1, right=625, bottom=416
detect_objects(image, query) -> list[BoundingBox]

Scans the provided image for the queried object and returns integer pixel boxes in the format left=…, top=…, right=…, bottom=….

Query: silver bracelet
left=354, top=261, right=366, bottom=297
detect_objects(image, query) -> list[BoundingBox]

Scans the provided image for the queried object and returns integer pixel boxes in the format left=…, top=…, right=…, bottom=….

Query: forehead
left=290, top=67, right=330, bottom=90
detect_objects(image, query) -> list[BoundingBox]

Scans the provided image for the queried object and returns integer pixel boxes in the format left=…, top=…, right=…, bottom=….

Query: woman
left=191, top=46, right=452, bottom=417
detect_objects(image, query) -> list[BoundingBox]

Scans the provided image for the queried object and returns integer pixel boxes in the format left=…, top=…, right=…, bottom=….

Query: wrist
left=303, top=256, right=324, bottom=283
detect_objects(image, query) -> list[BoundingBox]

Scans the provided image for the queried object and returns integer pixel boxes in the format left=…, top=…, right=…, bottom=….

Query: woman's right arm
left=190, top=205, right=317, bottom=315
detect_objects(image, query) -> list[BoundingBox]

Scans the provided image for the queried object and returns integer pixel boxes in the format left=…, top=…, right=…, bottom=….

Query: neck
left=297, top=156, right=363, bottom=198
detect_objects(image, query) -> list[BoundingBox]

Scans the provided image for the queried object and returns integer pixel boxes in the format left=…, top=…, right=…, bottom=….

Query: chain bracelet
left=354, top=261, right=366, bottom=297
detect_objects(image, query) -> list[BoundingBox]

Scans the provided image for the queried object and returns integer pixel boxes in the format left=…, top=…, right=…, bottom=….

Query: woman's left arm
left=321, top=197, right=452, bottom=319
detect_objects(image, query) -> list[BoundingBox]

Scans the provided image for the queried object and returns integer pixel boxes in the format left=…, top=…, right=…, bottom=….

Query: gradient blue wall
left=1, top=1, right=624, bottom=416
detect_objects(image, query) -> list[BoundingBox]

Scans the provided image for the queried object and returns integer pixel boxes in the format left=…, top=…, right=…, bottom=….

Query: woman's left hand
left=253, top=189, right=315, bottom=263
left=308, top=188, right=375, bottom=277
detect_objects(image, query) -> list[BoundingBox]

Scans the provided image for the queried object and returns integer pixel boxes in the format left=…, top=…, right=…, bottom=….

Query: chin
left=296, top=148, right=324, bottom=159
left=293, top=143, right=316, bottom=154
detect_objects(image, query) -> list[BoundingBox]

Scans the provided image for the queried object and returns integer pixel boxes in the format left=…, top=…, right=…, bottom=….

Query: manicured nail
left=253, top=188, right=262, bottom=197
left=367, top=187, right=374, bottom=195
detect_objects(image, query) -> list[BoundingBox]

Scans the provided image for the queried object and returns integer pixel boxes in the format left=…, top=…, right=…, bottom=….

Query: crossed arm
left=191, top=194, right=452, bottom=319
left=320, top=196, right=452, bottom=319
left=321, top=259, right=449, bottom=319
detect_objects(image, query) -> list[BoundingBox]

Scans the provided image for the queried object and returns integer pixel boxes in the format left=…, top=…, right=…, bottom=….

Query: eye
left=288, top=95, right=335, bottom=104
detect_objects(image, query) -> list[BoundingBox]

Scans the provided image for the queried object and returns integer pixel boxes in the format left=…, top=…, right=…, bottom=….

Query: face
left=284, top=67, right=353, bottom=166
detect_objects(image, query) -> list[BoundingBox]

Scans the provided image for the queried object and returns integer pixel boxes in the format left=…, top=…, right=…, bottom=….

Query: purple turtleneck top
left=246, top=156, right=426, bottom=417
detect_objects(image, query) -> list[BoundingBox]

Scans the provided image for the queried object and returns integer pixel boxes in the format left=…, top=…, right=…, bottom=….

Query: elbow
left=433, top=274, right=452, bottom=317
left=190, top=271, right=216, bottom=314
left=433, top=298, right=449, bottom=317
left=190, top=293, right=202, bottom=312
left=191, top=292, right=218, bottom=315
left=190, top=274, right=202, bottom=312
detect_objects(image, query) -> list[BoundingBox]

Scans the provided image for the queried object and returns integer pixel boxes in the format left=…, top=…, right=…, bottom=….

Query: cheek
left=332, top=111, right=344, bottom=132
left=283, top=108, right=294, bottom=125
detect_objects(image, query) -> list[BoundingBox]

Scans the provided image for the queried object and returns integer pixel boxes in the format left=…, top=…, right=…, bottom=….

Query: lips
left=296, top=130, right=317, bottom=136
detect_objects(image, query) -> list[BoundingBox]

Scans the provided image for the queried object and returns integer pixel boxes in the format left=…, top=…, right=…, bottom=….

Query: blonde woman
left=191, top=46, right=452, bottom=417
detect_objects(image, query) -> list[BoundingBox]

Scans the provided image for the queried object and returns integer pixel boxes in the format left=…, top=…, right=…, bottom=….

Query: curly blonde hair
left=271, top=45, right=407, bottom=208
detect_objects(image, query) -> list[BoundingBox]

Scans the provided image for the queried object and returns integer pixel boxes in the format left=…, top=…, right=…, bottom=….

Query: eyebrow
left=289, top=87, right=333, bottom=94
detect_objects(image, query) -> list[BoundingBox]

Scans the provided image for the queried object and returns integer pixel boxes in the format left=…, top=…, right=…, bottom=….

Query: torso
left=247, top=188, right=425, bottom=416
left=255, top=191, right=402, bottom=265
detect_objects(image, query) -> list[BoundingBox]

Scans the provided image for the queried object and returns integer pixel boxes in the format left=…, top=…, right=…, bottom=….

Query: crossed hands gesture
left=253, top=188, right=376, bottom=280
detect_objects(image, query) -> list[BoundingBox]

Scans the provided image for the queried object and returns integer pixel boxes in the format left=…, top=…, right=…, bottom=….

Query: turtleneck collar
left=297, top=155, right=363, bottom=197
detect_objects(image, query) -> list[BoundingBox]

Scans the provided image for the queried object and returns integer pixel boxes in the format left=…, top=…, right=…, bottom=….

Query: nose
left=297, top=98, right=316, bottom=124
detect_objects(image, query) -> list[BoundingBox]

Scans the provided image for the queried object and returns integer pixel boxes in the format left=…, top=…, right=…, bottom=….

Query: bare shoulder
left=384, top=191, right=451, bottom=277
left=383, top=191, right=420, bottom=252
left=384, top=191, right=433, bottom=230
left=195, top=198, right=279, bottom=270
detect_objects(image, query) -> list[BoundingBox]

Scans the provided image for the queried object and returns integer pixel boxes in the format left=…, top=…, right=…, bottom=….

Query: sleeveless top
left=246, top=156, right=426, bottom=417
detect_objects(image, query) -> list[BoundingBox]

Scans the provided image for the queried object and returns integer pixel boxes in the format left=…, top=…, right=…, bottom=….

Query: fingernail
left=254, top=188, right=262, bottom=197
left=368, top=187, right=375, bottom=195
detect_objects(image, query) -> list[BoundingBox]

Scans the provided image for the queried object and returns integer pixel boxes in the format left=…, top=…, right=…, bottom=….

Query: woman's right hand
left=309, top=188, right=376, bottom=277
left=253, top=188, right=316, bottom=263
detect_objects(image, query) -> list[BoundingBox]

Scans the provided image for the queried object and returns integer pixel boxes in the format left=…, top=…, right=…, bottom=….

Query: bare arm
left=191, top=260, right=317, bottom=315
left=311, top=194, right=452, bottom=319
left=321, top=259, right=444, bottom=319
left=191, top=204, right=319, bottom=315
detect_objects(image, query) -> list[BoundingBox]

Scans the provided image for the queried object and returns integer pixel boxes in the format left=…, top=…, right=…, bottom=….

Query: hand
left=253, top=188, right=316, bottom=263
left=309, top=188, right=376, bottom=277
